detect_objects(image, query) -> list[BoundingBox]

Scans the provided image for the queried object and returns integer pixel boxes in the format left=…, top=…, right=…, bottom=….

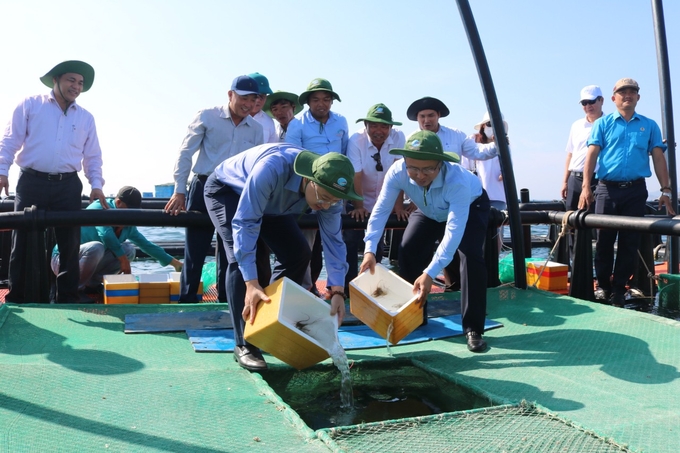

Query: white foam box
left=103, top=274, right=139, bottom=304
left=138, top=273, right=171, bottom=304
left=168, top=272, right=203, bottom=303
left=349, top=264, right=422, bottom=345
left=244, top=277, right=336, bottom=370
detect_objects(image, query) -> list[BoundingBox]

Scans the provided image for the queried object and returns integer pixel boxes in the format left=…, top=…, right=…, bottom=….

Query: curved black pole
left=651, top=0, right=678, bottom=274
left=455, top=0, right=526, bottom=288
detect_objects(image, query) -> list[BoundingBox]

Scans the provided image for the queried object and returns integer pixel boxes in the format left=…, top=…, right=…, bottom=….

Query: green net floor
left=1, top=287, right=680, bottom=452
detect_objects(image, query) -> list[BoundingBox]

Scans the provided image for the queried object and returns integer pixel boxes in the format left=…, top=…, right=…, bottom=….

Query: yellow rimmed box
left=244, top=277, right=337, bottom=370
left=139, top=273, right=171, bottom=304
left=526, top=261, right=568, bottom=291
left=103, top=274, right=139, bottom=304
left=169, top=272, right=203, bottom=303
left=349, top=264, right=421, bottom=345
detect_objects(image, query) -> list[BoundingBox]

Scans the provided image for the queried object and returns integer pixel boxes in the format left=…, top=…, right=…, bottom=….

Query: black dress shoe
left=233, top=345, right=267, bottom=371
left=466, top=331, right=487, bottom=352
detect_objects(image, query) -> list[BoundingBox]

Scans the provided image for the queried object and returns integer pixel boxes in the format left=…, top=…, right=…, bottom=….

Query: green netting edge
left=412, top=357, right=633, bottom=451
left=316, top=403, right=521, bottom=453
left=0, top=303, right=9, bottom=329
left=247, top=368, right=319, bottom=441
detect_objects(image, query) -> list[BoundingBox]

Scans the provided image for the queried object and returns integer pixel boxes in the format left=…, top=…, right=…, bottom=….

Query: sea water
left=295, top=315, right=354, bottom=409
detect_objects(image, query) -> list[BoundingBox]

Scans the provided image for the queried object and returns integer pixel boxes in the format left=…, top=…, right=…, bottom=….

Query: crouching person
left=51, top=186, right=182, bottom=297
left=204, top=144, right=362, bottom=371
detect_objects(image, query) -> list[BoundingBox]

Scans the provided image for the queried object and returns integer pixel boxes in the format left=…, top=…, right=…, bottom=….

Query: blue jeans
left=51, top=241, right=136, bottom=290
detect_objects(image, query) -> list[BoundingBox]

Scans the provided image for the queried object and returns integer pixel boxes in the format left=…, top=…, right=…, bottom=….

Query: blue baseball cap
left=230, top=75, right=260, bottom=96
left=247, top=72, right=273, bottom=95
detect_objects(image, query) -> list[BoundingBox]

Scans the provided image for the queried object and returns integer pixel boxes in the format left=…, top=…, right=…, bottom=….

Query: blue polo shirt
left=588, top=111, right=666, bottom=181
left=212, top=143, right=348, bottom=286
left=285, top=110, right=348, bottom=155
left=364, top=161, right=483, bottom=280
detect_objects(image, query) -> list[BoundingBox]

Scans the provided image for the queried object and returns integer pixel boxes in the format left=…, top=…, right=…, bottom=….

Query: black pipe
left=0, top=210, right=412, bottom=231
left=521, top=211, right=680, bottom=236
left=651, top=0, right=678, bottom=273
left=455, top=0, right=526, bottom=289
left=520, top=189, right=532, bottom=258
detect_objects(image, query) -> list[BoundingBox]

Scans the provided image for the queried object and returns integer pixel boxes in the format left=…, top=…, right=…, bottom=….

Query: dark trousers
left=180, top=176, right=271, bottom=302
left=204, top=174, right=310, bottom=346
left=399, top=191, right=490, bottom=334
left=180, top=176, right=228, bottom=302
left=594, top=181, right=647, bottom=295
left=565, top=173, right=597, bottom=266
left=7, top=171, right=82, bottom=303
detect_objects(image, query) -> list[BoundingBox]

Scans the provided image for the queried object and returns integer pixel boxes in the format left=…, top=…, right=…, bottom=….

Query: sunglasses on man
left=371, top=152, right=383, bottom=172
left=580, top=99, right=598, bottom=106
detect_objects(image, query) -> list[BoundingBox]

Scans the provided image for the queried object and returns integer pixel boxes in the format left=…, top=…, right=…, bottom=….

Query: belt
left=571, top=171, right=591, bottom=179
left=195, top=174, right=209, bottom=183
left=599, top=178, right=645, bottom=189
left=21, top=167, right=77, bottom=181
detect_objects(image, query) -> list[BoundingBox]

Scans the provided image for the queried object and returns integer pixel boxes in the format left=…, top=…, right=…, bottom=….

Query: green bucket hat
left=294, top=151, right=363, bottom=201
left=40, top=60, right=95, bottom=92
left=263, top=91, right=303, bottom=118
left=298, top=78, right=341, bottom=105
left=389, top=130, right=460, bottom=163
left=355, top=103, right=402, bottom=126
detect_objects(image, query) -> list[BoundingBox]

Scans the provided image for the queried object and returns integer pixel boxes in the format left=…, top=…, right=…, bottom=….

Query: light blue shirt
left=364, top=161, right=483, bottom=279
left=588, top=111, right=666, bottom=181
left=213, top=143, right=348, bottom=285
left=285, top=110, right=348, bottom=155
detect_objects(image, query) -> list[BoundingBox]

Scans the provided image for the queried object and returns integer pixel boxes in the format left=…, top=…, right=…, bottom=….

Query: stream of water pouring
left=297, top=315, right=354, bottom=408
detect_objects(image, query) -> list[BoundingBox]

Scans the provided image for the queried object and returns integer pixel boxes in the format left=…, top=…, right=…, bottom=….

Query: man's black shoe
left=233, top=345, right=267, bottom=371
left=610, top=292, right=626, bottom=308
left=466, top=331, right=487, bottom=352
left=594, top=287, right=610, bottom=304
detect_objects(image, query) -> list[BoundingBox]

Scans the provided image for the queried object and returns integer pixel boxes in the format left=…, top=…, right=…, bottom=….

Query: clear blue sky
left=0, top=0, right=678, bottom=199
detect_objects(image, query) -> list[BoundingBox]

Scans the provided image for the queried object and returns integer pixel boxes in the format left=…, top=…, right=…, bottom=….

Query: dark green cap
left=247, top=72, right=273, bottom=94
left=294, top=151, right=362, bottom=201
left=389, top=130, right=460, bottom=163
left=355, top=103, right=402, bottom=126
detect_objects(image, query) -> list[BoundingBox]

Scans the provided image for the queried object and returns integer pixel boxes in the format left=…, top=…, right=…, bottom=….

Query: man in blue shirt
left=285, top=78, right=348, bottom=155
left=285, top=78, right=349, bottom=295
left=359, top=131, right=491, bottom=353
left=204, top=144, right=362, bottom=371
left=579, top=78, right=675, bottom=307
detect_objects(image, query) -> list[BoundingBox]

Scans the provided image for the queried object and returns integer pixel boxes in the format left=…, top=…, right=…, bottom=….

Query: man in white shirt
left=0, top=60, right=106, bottom=303
left=263, top=91, right=302, bottom=142
left=345, top=104, right=407, bottom=292
left=164, top=75, right=264, bottom=303
left=406, top=96, right=498, bottom=290
left=407, top=96, right=498, bottom=161
left=561, top=85, right=603, bottom=210
left=248, top=72, right=278, bottom=143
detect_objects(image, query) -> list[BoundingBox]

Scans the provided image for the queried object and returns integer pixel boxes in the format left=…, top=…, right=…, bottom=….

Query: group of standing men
left=161, top=73, right=507, bottom=370
left=562, top=79, right=674, bottom=307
